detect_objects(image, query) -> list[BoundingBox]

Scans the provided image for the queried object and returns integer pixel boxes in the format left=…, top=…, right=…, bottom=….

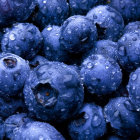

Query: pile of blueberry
left=0, top=0, right=140, bottom=140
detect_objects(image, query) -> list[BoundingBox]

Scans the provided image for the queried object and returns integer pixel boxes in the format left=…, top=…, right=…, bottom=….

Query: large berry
left=92, top=40, right=119, bottom=61
left=86, top=5, right=124, bottom=41
left=12, top=121, right=65, bottom=140
left=1, top=23, right=42, bottom=60
left=4, top=113, right=33, bottom=139
left=118, top=31, right=140, bottom=72
left=127, top=68, right=140, bottom=110
left=42, top=25, right=69, bottom=62
left=32, top=0, right=69, bottom=29
left=108, top=0, right=140, bottom=22
left=60, top=15, right=97, bottom=54
left=68, top=103, right=106, bottom=140
left=104, top=97, right=140, bottom=137
left=0, top=53, right=30, bottom=97
left=0, top=0, right=35, bottom=27
left=24, top=62, right=84, bottom=122
left=80, top=54, right=122, bottom=95
left=0, top=97, right=24, bottom=118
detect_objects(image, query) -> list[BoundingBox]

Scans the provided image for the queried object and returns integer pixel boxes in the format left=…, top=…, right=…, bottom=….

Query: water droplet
left=131, top=74, right=137, bottom=81
left=9, top=34, right=16, bottom=40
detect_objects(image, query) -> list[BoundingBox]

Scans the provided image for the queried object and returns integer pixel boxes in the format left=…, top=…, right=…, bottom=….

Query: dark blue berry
left=23, top=62, right=84, bottom=122
left=68, top=103, right=106, bottom=140
left=80, top=54, right=122, bottom=95
left=60, top=15, right=97, bottom=54
left=1, top=23, right=42, bottom=60
left=86, top=5, right=124, bottom=41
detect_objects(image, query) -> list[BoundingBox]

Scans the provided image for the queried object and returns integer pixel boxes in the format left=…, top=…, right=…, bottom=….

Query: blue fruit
left=92, top=40, right=119, bottom=61
left=108, top=0, right=140, bottom=22
left=124, top=21, right=140, bottom=34
left=0, top=97, right=24, bottom=118
left=12, top=121, right=65, bottom=140
left=118, top=31, right=140, bottom=72
left=29, top=55, right=48, bottom=69
left=86, top=5, right=124, bottom=41
left=0, top=53, right=30, bottom=97
left=60, top=15, right=97, bottom=54
left=127, top=68, right=140, bottom=111
left=4, top=113, right=33, bottom=139
left=104, top=97, right=140, bottom=137
left=42, top=25, right=69, bottom=62
left=32, top=0, right=69, bottom=29
left=1, top=23, right=42, bottom=60
left=68, top=103, right=106, bottom=140
left=23, top=62, right=84, bottom=122
left=69, top=0, right=105, bottom=15
left=0, top=0, right=35, bottom=27
left=80, top=54, right=122, bottom=95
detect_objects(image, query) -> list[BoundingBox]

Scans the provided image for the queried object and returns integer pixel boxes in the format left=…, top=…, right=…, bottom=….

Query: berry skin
left=108, top=0, right=140, bottom=22
left=123, top=21, right=140, bottom=34
left=127, top=68, right=140, bottom=111
left=118, top=31, right=140, bottom=72
left=69, top=0, right=105, bottom=15
left=0, top=97, right=24, bottom=118
left=12, top=121, right=65, bottom=140
left=60, top=15, right=97, bottom=54
left=0, top=53, right=30, bottom=98
left=80, top=54, right=122, bottom=95
left=23, top=62, right=84, bottom=122
left=4, top=113, right=33, bottom=139
left=42, top=25, right=69, bottom=62
left=68, top=103, right=106, bottom=140
left=32, top=0, right=69, bottom=29
left=0, top=0, right=35, bottom=27
left=86, top=5, right=124, bottom=41
left=92, top=40, right=119, bottom=61
left=0, top=117, right=4, bottom=140
left=29, top=55, right=48, bottom=69
left=1, top=23, right=42, bottom=60
left=104, top=97, right=140, bottom=137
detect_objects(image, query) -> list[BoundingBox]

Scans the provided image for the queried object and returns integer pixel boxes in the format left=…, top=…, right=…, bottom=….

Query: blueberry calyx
left=34, top=83, right=58, bottom=108
left=3, top=57, right=17, bottom=68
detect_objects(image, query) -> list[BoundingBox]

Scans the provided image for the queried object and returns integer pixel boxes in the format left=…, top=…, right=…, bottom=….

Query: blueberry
left=86, top=5, right=124, bottom=41
left=80, top=54, right=122, bottom=95
left=1, top=23, right=43, bottom=60
left=23, top=62, right=84, bottom=122
left=68, top=103, right=106, bottom=140
left=42, top=25, right=69, bottom=62
left=69, top=0, right=105, bottom=15
left=4, top=113, right=33, bottom=139
left=32, top=0, right=69, bottom=29
left=108, top=0, right=140, bottom=22
left=12, top=121, right=65, bottom=140
left=127, top=68, right=140, bottom=111
left=0, top=0, right=35, bottom=27
left=0, top=53, right=30, bottom=97
left=124, top=21, right=140, bottom=34
left=92, top=40, right=119, bottom=61
left=60, top=15, right=97, bottom=54
left=118, top=31, right=140, bottom=72
left=29, top=55, right=48, bottom=69
left=104, top=97, right=140, bottom=137
left=0, top=97, right=24, bottom=118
